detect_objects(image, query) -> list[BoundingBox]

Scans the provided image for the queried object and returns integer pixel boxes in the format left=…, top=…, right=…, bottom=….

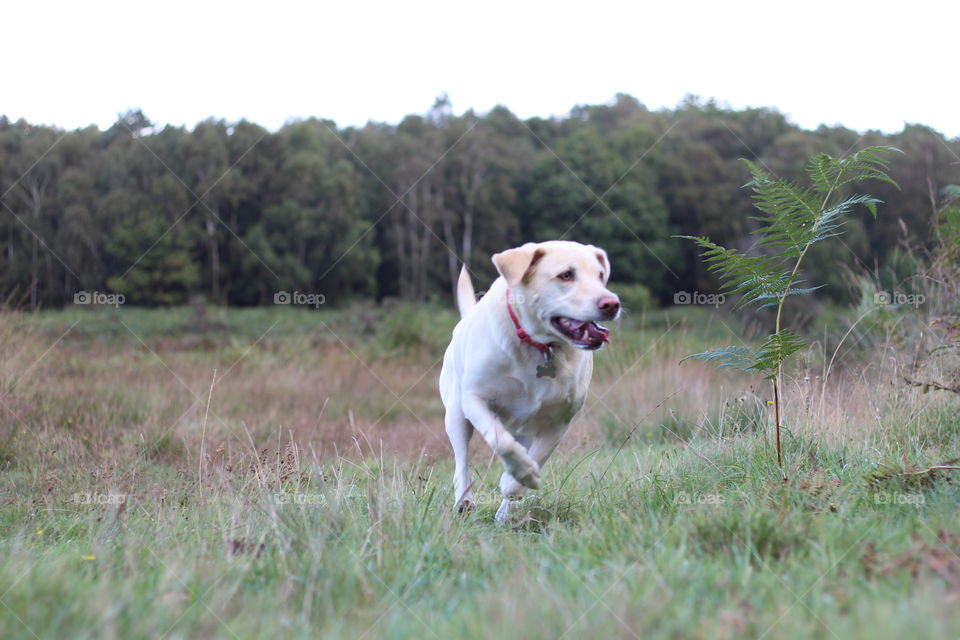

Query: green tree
left=262, top=119, right=379, bottom=302
left=522, top=127, right=676, bottom=296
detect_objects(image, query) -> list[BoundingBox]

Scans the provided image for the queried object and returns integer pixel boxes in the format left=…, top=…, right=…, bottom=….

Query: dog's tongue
left=556, top=318, right=611, bottom=345
left=585, top=321, right=610, bottom=344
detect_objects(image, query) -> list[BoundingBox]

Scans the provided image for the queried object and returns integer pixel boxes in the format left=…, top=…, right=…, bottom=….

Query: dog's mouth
left=550, top=317, right=610, bottom=350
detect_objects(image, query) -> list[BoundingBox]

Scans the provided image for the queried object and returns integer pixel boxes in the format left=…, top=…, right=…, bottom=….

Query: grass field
left=1, top=301, right=958, bottom=639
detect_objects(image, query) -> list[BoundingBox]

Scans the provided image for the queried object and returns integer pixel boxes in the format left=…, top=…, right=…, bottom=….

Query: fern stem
left=771, top=241, right=810, bottom=469
left=770, top=183, right=835, bottom=469
left=770, top=185, right=835, bottom=469
left=773, top=376, right=782, bottom=468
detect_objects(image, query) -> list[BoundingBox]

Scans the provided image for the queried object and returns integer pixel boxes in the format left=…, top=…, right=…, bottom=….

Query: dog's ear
left=492, top=243, right=545, bottom=287
left=594, top=248, right=611, bottom=284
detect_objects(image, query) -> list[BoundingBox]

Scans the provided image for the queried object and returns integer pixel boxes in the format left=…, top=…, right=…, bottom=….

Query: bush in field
left=614, top=283, right=654, bottom=313
left=381, top=302, right=457, bottom=356
left=934, top=185, right=960, bottom=268
left=902, top=184, right=960, bottom=395
left=679, top=146, right=899, bottom=467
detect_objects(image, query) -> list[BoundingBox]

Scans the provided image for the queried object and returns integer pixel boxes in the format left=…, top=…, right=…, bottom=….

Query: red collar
left=505, top=288, right=551, bottom=354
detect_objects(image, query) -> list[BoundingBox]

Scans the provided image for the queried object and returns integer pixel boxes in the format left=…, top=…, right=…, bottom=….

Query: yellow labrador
left=439, top=241, right=620, bottom=520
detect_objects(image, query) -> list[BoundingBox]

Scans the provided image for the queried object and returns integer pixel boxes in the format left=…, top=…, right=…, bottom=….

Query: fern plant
left=934, top=185, right=960, bottom=266
left=679, top=146, right=900, bottom=467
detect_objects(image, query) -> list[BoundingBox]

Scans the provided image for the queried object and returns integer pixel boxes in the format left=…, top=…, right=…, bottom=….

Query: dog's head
left=492, top=241, right=620, bottom=350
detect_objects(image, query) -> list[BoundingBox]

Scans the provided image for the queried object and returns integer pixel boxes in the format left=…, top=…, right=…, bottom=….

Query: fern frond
left=755, top=285, right=823, bottom=308
left=744, top=160, right=820, bottom=258
left=680, top=345, right=757, bottom=371
left=941, top=185, right=960, bottom=200
left=808, top=146, right=901, bottom=196
left=676, top=236, right=790, bottom=310
left=744, top=157, right=887, bottom=261
left=813, top=194, right=884, bottom=238
left=750, top=330, right=806, bottom=377
left=680, top=330, right=806, bottom=377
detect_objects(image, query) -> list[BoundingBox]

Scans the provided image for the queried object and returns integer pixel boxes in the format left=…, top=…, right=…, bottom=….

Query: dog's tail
left=456, top=266, right=476, bottom=317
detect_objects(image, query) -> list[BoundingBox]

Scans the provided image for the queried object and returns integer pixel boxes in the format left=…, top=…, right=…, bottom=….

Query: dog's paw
left=501, top=445, right=540, bottom=490
left=495, top=499, right=511, bottom=523
left=456, top=499, right=476, bottom=515
left=513, top=466, right=540, bottom=490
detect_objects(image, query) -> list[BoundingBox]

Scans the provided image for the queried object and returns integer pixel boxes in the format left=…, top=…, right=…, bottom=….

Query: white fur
left=439, top=240, right=619, bottom=521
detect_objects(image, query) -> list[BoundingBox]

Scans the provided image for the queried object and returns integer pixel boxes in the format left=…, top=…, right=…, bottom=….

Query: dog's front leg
left=460, top=394, right=540, bottom=491
left=495, top=428, right=566, bottom=522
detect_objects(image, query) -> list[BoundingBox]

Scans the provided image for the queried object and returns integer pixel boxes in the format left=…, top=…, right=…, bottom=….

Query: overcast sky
left=4, top=0, right=956, bottom=137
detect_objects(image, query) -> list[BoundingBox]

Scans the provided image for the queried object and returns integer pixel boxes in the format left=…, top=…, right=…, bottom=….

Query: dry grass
left=3, top=301, right=955, bottom=484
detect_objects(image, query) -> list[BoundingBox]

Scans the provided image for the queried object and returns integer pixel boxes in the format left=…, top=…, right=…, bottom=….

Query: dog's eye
left=557, top=270, right=574, bottom=282
left=599, top=272, right=605, bottom=281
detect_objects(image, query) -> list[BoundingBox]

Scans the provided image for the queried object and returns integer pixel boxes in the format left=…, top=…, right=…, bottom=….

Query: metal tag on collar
left=536, top=345, right=556, bottom=378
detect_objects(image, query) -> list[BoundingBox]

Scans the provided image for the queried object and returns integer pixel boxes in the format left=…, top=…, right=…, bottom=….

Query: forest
left=2, top=93, right=958, bottom=309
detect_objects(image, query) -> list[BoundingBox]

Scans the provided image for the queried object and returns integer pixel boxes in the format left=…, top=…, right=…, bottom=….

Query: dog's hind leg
left=526, top=429, right=565, bottom=469
left=445, top=404, right=475, bottom=512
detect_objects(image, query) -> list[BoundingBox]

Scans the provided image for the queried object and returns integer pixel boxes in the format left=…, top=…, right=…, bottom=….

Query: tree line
left=1, top=94, right=957, bottom=309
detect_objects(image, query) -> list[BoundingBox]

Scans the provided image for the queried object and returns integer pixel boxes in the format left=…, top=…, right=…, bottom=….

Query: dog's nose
left=597, top=295, right=621, bottom=318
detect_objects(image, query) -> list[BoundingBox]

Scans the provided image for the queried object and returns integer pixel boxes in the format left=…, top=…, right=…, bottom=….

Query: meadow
left=1, top=298, right=958, bottom=639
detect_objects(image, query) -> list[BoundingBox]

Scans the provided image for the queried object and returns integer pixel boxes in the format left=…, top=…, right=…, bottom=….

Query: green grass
left=4, top=434, right=960, bottom=639
left=1, top=304, right=958, bottom=639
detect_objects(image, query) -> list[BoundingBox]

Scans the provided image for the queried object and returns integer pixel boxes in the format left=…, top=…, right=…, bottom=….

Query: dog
left=439, top=241, right=620, bottom=521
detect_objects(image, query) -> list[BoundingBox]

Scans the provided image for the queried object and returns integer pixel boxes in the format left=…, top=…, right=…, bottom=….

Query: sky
left=4, top=0, right=957, bottom=137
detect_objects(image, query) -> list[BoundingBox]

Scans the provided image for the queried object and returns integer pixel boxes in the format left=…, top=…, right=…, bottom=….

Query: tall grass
left=0, top=299, right=958, bottom=638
